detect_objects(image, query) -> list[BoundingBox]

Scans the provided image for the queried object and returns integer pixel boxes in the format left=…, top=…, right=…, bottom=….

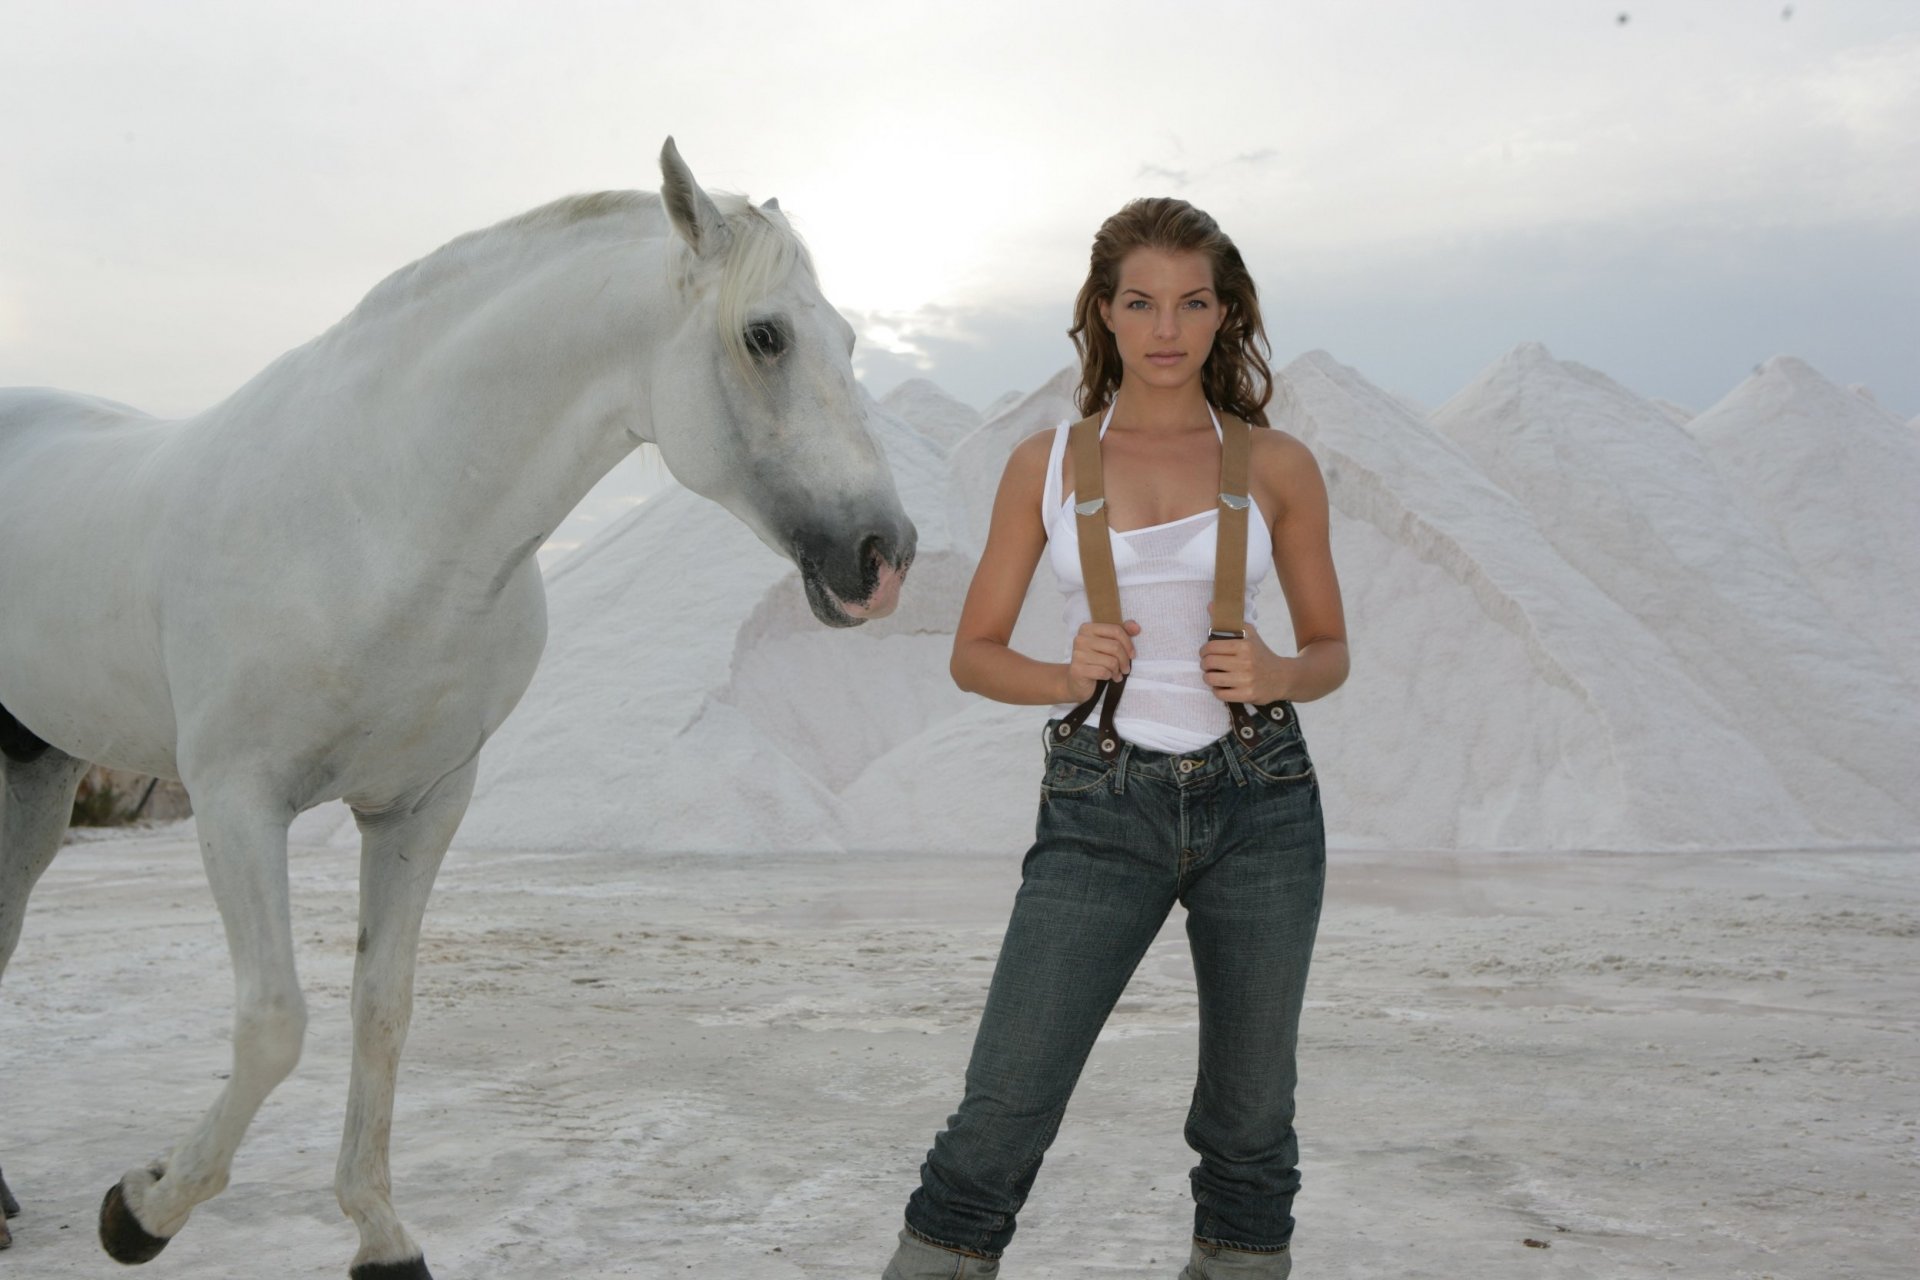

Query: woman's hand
left=1064, top=620, right=1141, bottom=702
left=1199, top=613, right=1292, bottom=705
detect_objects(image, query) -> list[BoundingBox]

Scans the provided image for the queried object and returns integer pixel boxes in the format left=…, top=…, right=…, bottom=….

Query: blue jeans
left=898, top=706, right=1325, bottom=1262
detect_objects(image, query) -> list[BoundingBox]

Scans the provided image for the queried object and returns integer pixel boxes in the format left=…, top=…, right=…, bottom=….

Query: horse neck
left=219, top=225, right=666, bottom=588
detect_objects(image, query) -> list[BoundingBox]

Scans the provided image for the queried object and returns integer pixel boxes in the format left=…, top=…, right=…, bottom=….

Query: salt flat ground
left=2, top=833, right=1913, bottom=1279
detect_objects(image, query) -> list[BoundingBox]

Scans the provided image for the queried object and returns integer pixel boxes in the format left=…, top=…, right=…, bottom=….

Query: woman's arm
left=951, top=430, right=1138, bottom=705
left=1201, top=428, right=1350, bottom=704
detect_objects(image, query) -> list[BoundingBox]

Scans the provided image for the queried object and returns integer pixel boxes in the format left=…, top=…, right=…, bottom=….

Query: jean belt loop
left=1113, top=741, right=1132, bottom=795
left=1220, top=730, right=1249, bottom=786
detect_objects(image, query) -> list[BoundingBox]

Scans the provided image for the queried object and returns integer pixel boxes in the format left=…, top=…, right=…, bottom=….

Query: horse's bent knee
left=235, top=993, right=308, bottom=1081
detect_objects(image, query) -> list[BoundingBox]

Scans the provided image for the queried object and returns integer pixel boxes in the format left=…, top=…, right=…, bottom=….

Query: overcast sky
left=2, top=0, right=1915, bottom=422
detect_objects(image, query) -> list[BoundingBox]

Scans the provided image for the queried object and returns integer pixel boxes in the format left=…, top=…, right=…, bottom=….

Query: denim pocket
left=1242, top=724, right=1314, bottom=785
left=1041, top=749, right=1114, bottom=798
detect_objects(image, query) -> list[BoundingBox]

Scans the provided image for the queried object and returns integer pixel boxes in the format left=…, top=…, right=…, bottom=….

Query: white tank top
left=1043, top=402, right=1274, bottom=753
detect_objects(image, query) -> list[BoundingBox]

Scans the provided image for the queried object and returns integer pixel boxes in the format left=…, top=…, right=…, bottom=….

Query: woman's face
left=1097, top=246, right=1222, bottom=393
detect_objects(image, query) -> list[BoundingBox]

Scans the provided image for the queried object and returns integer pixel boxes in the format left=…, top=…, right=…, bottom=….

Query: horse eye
left=746, top=322, right=787, bottom=359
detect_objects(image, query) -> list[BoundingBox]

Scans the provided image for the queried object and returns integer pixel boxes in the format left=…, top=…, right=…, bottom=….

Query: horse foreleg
left=336, top=760, right=476, bottom=1280
left=1, top=746, right=91, bottom=1248
left=101, top=790, right=304, bottom=1263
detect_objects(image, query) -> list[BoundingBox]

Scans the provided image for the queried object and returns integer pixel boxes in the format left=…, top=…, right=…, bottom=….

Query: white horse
left=0, top=137, right=913, bottom=1278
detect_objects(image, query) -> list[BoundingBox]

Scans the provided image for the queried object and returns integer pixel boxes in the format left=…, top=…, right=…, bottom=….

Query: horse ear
left=761, top=196, right=780, bottom=212
left=659, top=136, right=733, bottom=260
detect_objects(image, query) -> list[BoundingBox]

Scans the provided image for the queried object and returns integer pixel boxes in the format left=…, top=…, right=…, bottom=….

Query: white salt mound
left=1431, top=343, right=1919, bottom=843
left=945, top=364, right=1081, bottom=553
left=1687, top=356, right=1920, bottom=691
left=459, top=387, right=973, bottom=852
left=1278, top=350, right=1812, bottom=851
left=982, top=388, right=1027, bottom=421
left=451, top=349, right=1920, bottom=854
left=1651, top=397, right=1694, bottom=426
left=1385, top=388, right=1429, bottom=420
left=879, top=378, right=980, bottom=452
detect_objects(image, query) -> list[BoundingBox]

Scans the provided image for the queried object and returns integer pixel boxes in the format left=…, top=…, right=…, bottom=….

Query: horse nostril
left=859, top=533, right=885, bottom=593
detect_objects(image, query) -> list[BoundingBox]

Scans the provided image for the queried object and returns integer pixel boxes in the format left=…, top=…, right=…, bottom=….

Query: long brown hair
left=1066, top=197, right=1273, bottom=427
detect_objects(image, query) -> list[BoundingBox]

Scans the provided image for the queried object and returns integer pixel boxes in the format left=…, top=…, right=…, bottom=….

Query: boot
left=1177, top=1238, right=1291, bottom=1279
left=881, top=1226, right=1001, bottom=1279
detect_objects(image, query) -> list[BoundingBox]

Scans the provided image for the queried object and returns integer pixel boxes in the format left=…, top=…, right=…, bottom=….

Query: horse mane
left=347, top=188, right=815, bottom=386
left=665, top=190, right=818, bottom=387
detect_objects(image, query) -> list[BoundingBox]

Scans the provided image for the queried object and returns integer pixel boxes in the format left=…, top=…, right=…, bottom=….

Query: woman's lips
left=1148, top=352, right=1184, bottom=364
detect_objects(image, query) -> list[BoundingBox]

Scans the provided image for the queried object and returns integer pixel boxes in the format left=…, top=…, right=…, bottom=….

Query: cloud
left=3, top=3, right=1912, bottom=419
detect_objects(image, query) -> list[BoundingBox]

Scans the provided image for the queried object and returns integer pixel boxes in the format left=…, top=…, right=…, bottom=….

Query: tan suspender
left=1054, top=407, right=1291, bottom=760
left=1210, top=410, right=1253, bottom=639
left=1068, top=417, right=1123, bottom=627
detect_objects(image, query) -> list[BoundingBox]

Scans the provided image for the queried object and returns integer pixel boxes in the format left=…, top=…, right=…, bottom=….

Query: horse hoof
left=98, top=1181, right=170, bottom=1264
left=0, top=1217, right=11, bottom=1250
left=350, top=1258, right=434, bottom=1280
left=0, top=1165, right=20, bottom=1217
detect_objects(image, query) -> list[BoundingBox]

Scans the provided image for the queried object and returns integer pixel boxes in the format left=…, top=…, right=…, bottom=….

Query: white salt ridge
left=1686, top=356, right=1920, bottom=691
left=452, top=347, right=1920, bottom=855
left=982, top=388, right=1026, bottom=421
left=1278, top=350, right=1810, bottom=850
left=1651, top=398, right=1694, bottom=426
left=1431, top=343, right=1919, bottom=842
left=1385, top=388, right=1429, bottom=420
left=945, top=363, right=1081, bottom=553
left=879, top=377, right=980, bottom=452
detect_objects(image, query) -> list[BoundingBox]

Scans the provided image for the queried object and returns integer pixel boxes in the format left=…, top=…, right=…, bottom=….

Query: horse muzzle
left=792, top=523, right=916, bottom=628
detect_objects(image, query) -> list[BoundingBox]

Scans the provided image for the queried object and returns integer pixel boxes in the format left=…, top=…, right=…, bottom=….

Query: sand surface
left=2, top=832, right=1914, bottom=1279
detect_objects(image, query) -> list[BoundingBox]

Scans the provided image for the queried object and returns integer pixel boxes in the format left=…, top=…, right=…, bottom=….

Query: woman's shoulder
left=985, top=426, right=1061, bottom=507
left=1009, top=423, right=1061, bottom=466
left=1247, top=421, right=1318, bottom=467
left=1246, top=421, right=1329, bottom=518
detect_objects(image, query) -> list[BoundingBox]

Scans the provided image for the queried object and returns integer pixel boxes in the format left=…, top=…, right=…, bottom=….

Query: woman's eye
left=746, top=322, right=787, bottom=358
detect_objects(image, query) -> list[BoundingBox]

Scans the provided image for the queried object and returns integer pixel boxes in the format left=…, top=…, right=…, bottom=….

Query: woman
left=881, top=197, right=1348, bottom=1280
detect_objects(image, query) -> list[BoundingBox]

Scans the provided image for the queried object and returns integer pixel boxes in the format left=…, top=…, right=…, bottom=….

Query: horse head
left=643, top=137, right=915, bottom=628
